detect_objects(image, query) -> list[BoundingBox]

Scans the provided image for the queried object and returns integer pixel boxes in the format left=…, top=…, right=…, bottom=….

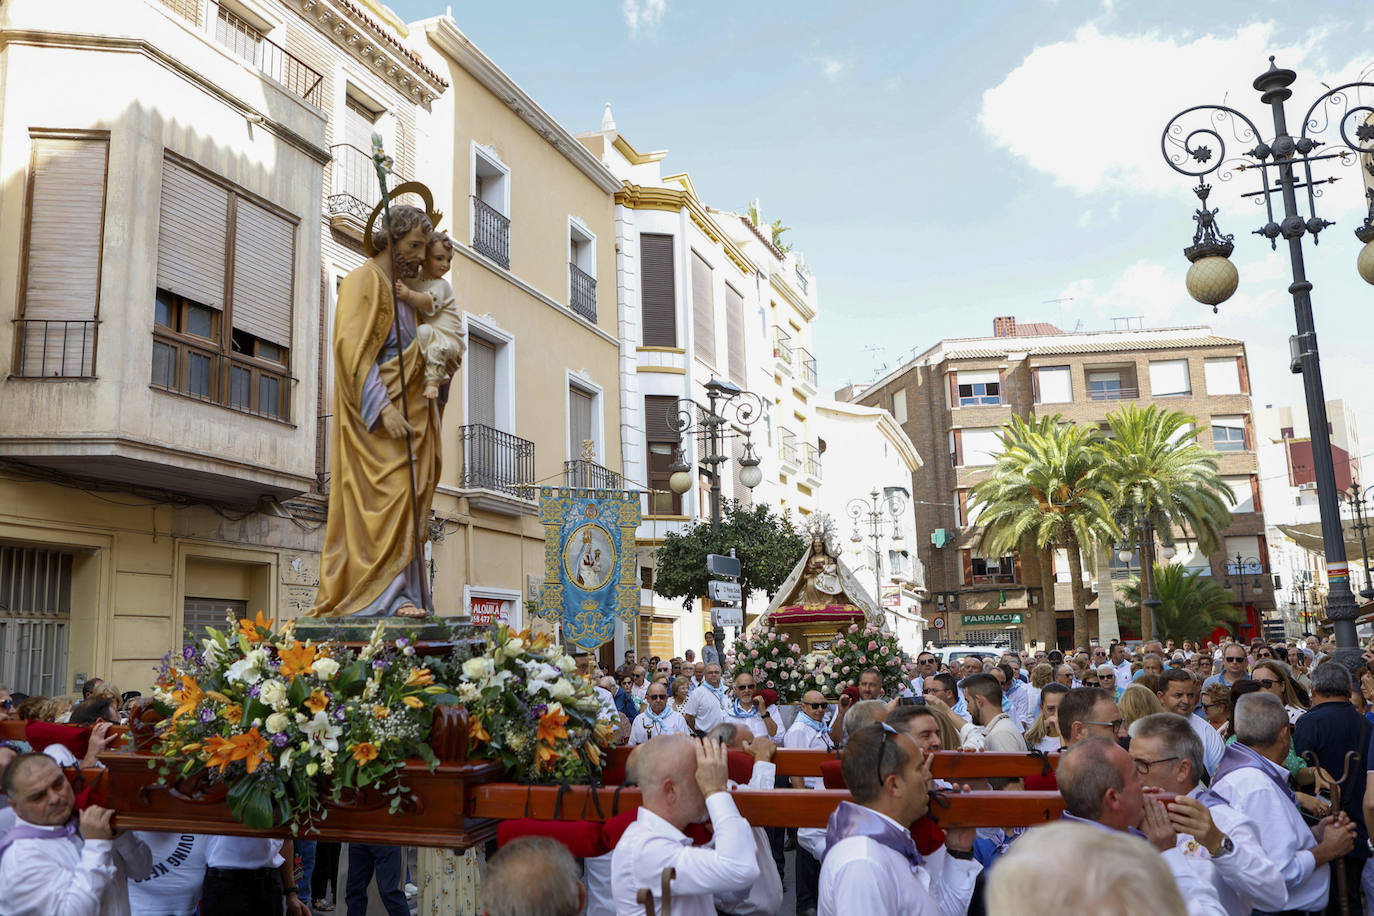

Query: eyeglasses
left=1255, top=678, right=1279, bottom=689
left=1133, top=755, right=1180, bottom=774
left=876, top=721, right=898, bottom=788
left=1224, top=655, right=1247, bottom=662
left=1083, top=719, right=1125, bottom=732
left=1099, top=673, right=1115, bottom=679
left=802, top=701, right=827, bottom=709
left=918, top=658, right=936, bottom=665
left=1199, top=701, right=1224, bottom=711
left=1084, top=679, right=1100, bottom=686
left=647, top=693, right=669, bottom=700
left=1256, top=652, right=1273, bottom=659
left=736, top=682, right=756, bottom=690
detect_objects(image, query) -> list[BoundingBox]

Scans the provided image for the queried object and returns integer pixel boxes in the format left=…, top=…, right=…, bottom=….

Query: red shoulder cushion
left=27, top=721, right=88, bottom=758
left=1025, top=772, right=1058, bottom=792
left=601, top=766, right=627, bottom=786
left=603, top=810, right=712, bottom=849
left=497, top=818, right=606, bottom=859
left=726, top=750, right=756, bottom=785
left=820, top=759, right=846, bottom=789
left=684, top=822, right=712, bottom=846
left=910, top=816, right=946, bottom=856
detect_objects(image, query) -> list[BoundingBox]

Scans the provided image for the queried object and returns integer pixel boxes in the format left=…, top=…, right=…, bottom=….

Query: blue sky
left=390, top=0, right=1374, bottom=446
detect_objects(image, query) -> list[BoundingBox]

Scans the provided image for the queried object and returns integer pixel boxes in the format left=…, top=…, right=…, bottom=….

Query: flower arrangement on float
left=826, top=622, right=919, bottom=697
left=151, top=612, right=455, bottom=831
left=726, top=622, right=807, bottom=702
left=451, top=624, right=614, bottom=784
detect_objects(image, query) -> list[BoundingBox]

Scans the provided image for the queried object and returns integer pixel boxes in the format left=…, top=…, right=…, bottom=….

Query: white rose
left=546, top=679, right=574, bottom=699
left=556, top=655, right=576, bottom=674
left=463, top=657, right=495, bottom=681
left=258, top=680, right=287, bottom=707
left=312, top=657, right=340, bottom=680
left=505, top=637, right=525, bottom=653
left=266, top=712, right=291, bottom=734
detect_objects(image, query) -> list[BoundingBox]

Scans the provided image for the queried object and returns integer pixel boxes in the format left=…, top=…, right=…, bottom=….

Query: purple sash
left=825, top=800, right=921, bottom=871
left=0, top=818, right=77, bottom=862
left=1191, top=785, right=1232, bottom=808
left=1211, top=742, right=1295, bottom=803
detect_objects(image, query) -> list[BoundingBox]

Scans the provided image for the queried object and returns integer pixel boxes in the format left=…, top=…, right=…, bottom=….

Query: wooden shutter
left=569, top=386, right=594, bottom=459
left=1256, top=533, right=1268, bottom=571
left=961, top=548, right=973, bottom=586
left=1243, top=414, right=1254, bottom=450
left=1013, top=552, right=1023, bottom=582
left=19, top=135, right=108, bottom=376
left=644, top=395, right=681, bottom=444
left=1031, top=369, right=1040, bottom=403
left=468, top=336, right=497, bottom=427
left=157, top=159, right=229, bottom=308
left=343, top=95, right=377, bottom=150
left=691, top=251, right=715, bottom=365
left=997, top=369, right=1006, bottom=404
left=948, top=372, right=958, bottom=407
left=1251, top=474, right=1262, bottom=513
left=231, top=198, right=295, bottom=347
left=724, top=283, right=745, bottom=384
left=952, top=429, right=964, bottom=466
left=640, top=233, right=676, bottom=347
left=957, top=490, right=968, bottom=526
left=1237, top=355, right=1250, bottom=394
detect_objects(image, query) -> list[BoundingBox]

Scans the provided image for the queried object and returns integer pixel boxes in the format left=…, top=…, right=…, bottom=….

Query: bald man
left=610, top=736, right=759, bottom=915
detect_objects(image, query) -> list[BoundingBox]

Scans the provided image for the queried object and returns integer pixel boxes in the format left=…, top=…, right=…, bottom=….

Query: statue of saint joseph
left=308, top=204, right=439, bottom=619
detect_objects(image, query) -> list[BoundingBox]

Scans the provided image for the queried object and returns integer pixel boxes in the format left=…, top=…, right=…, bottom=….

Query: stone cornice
left=292, top=0, right=448, bottom=108
left=615, top=182, right=757, bottom=277
left=421, top=17, right=622, bottom=195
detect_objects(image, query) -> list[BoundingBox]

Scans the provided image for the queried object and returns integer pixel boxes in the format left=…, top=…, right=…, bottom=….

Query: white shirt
left=629, top=710, right=690, bottom=745
left=630, top=681, right=648, bottom=701
left=1212, top=750, right=1328, bottom=911
left=593, top=686, right=618, bottom=722
left=610, top=793, right=759, bottom=916
left=1005, top=684, right=1032, bottom=729
left=1188, top=713, right=1227, bottom=776
left=127, top=833, right=207, bottom=916
left=202, top=836, right=284, bottom=870
left=1113, top=658, right=1133, bottom=684
left=0, top=813, right=152, bottom=916
left=782, top=716, right=833, bottom=789
left=683, top=684, right=728, bottom=733
left=1174, top=786, right=1287, bottom=915
left=980, top=713, right=1029, bottom=753
left=722, top=710, right=770, bottom=739
left=819, top=809, right=981, bottom=916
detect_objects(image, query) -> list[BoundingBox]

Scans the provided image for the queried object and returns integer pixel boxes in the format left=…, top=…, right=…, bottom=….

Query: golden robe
left=308, top=260, right=441, bottom=617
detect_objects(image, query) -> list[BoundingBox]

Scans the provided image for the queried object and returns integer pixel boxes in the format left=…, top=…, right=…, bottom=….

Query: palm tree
left=1120, top=564, right=1241, bottom=643
left=971, top=415, right=1120, bottom=649
left=1104, top=404, right=1234, bottom=641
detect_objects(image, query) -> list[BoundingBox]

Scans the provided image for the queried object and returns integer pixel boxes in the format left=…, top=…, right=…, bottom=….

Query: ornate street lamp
left=846, top=487, right=909, bottom=613
left=1224, top=554, right=1266, bottom=639
left=665, top=378, right=764, bottom=651
left=1162, top=59, right=1374, bottom=667
left=1339, top=479, right=1374, bottom=602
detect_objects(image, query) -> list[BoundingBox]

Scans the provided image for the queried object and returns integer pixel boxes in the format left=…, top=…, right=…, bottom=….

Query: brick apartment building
left=847, top=317, right=1274, bottom=649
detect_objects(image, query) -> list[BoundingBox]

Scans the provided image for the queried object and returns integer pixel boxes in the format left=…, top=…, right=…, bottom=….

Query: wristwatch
left=1211, top=834, right=1234, bottom=858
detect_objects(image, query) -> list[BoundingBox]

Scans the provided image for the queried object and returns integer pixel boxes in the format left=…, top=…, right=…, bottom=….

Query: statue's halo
left=362, top=181, right=445, bottom=256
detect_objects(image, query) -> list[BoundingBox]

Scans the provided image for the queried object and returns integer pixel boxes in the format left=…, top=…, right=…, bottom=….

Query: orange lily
left=204, top=727, right=271, bottom=774
left=351, top=742, right=379, bottom=766
left=535, top=742, right=561, bottom=768
left=305, top=688, right=329, bottom=714
left=238, top=610, right=273, bottom=643
left=402, top=696, right=424, bottom=709
left=373, top=705, right=389, bottom=719
left=223, top=704, right=243, bottom=725
left=537, top=705, right=569, bottom=745
left=403, top=667, right=434, bottom=688
left=278, top=641, right=318, bottom=680
left=469, top=721, right=491, bottom=744
left=171, top=676, right=204, bottom=722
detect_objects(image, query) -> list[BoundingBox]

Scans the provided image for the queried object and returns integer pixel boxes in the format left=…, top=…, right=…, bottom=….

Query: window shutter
left=644, top=395, right=680, bottom=444
left=1251, top=474, right=1262, bottom=513
left=1256, top=533, right=1268, bottom=570
left=725, top=283, right=745, bottom=384
left=1013, top=552, right=1023, bottom=582
left=639, top=234, right=676, bottom=347
left=157, top=159, right=229, bottom=308
left=1243, top=414, right=1253, bottom=450
left=343, top=95, right=377, bottom=151
left=20, top=136, right=108, bottom=376
left=952, top=429, right=963, bottom=466
left=569, top=386, right=594, bottom=459
left=691, top=251, right=714, bottom=365
left=1237, top=355, right=1250, bottom=393
left=231, top=198, right=295, bottom=347
left=948, top=372, right=958, bottom=407
left=468, top=336, right=497, bottom=427
left=961, top=548, right=973, bottom=586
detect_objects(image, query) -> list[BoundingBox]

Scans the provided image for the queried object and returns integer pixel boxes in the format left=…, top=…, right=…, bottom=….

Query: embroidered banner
left=538, top=488, right=641, bottom=650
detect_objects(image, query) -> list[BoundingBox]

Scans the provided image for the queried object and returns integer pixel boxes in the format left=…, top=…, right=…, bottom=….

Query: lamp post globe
left=1185, top=255, right=1239, bottom=307
left=668, top=468, right=693, bottom=495
left=1357, top=239, right=1374, bottom=286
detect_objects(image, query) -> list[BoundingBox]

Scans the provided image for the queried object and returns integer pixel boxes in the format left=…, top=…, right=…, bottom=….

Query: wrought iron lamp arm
left=1161, top=104, right=1268, bottom=178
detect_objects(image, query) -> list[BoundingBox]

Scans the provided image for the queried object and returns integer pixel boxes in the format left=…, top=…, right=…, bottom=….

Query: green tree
left=652, top=500, right=807, bottom=616
left=1119, top=563, right=1241, bottom=643
left=1104, top=404, right=1234, bottom=641
left=971, top=415, right=1119, bottom=649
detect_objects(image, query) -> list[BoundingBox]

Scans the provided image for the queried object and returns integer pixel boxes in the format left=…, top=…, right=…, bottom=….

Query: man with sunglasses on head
left=818, top=723, right=980, bottom=916
left=721, top=673, right=777, bottom=739
left=629, top=683, right=690, bottom=745
left=1204, top=646, right=1252, bottom=692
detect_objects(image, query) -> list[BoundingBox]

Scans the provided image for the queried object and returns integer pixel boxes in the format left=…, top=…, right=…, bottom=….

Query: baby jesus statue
left=394, top=231, right=464, bottom=398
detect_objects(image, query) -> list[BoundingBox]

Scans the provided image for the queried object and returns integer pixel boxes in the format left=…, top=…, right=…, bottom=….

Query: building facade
left=852, top=317, right=1275, bottom=649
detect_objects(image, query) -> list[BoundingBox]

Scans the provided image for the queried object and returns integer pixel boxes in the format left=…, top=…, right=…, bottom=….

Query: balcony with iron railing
left=803, top=442, right=822, bottom=481
left=779, top=430, right=800, bottom=470
left=472, top=196, right=510, bottom=269
left=12, top=319, right=98, bottom=378
left=327, top=143, right=411, bottom=228
left=795, top=264, right=810, bottom=295
left=569, top=263, right=596, bottom=323
left=1087, top=384, right=1140, bottom=402
left=157, top=0, right=323, bottom=106
left=797, top=347, right=817, bottom=391
left=459, top=424, right=534, bottom=502
left=773, top=326, right=793, bottom=374
left=564, top=459, right=622, bottom=490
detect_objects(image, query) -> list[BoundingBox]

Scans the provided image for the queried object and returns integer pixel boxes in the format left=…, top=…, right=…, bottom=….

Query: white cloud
left=622, top=0, right=666, bottom=35
left=1077, top=209, right=1095, bottom=228
left=979, top=22, right=1370, bottom=214
left=819, top=57, right=847, bottom=81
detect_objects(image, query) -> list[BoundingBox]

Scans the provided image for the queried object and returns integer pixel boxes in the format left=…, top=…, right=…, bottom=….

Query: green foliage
left=1119, top=563, right=1242, bottom=642
left=653, top=500, right=807, bottom=610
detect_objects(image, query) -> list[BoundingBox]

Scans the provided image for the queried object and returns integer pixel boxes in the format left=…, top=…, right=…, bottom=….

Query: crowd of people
left=5, top=633, right=1374, bottom=915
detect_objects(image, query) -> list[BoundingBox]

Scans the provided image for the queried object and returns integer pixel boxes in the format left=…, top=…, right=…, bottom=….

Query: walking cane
left=634, top=866, right=676, bottom=916
left=1303, top=749, right=1359, bottom=916
left=370, top=132, right=433, bottom=616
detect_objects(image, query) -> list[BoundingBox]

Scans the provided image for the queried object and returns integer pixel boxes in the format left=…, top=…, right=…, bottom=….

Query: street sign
left=932, top=616, right=946, bottom=630
left=708, top=580, right=742, bottom=603
left=961, top=612, right=1023, bottom=625
left=713, top=606, right=743, bottom=628
left=707, top=553, right=742, bottom=578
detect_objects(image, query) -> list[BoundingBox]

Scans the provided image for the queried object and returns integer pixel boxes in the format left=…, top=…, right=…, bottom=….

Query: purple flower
left=372, top=659, right=390, bottom=671
left=182, top=645, right=196, bottom=661
left=396, top=637, right=410, bottom=648
left=199, top=708, right=214, bottom=723
left=333, top=708, right=346, bottom=721
left=248, top=685, right=261, bottom=698
left=272, top=733, right=289, bottom=747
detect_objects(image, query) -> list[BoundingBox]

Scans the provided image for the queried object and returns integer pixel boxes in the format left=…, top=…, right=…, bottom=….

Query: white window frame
left=892, top=389, right=907, bottom=424
left=464, top=584, right=523, bottom=630
left=1204, top=357, right=1242, bottom=395
left=566, top=369, right=605, bottom=463
left=1147, top=358, right=1191, bottom=397
left=568, top=216, right=596, bottom=276
left=470, top=142, right=511, bottom=217
left=1035, top=365, right=1073, bottom=404
left=462, top=312, right=516, bottom=433
left=1211, top=414, right=1247, bottom=451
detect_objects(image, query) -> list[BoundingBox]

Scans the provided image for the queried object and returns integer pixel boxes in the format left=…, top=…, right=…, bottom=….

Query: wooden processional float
left=2, top=715, right=1066, bottom=844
